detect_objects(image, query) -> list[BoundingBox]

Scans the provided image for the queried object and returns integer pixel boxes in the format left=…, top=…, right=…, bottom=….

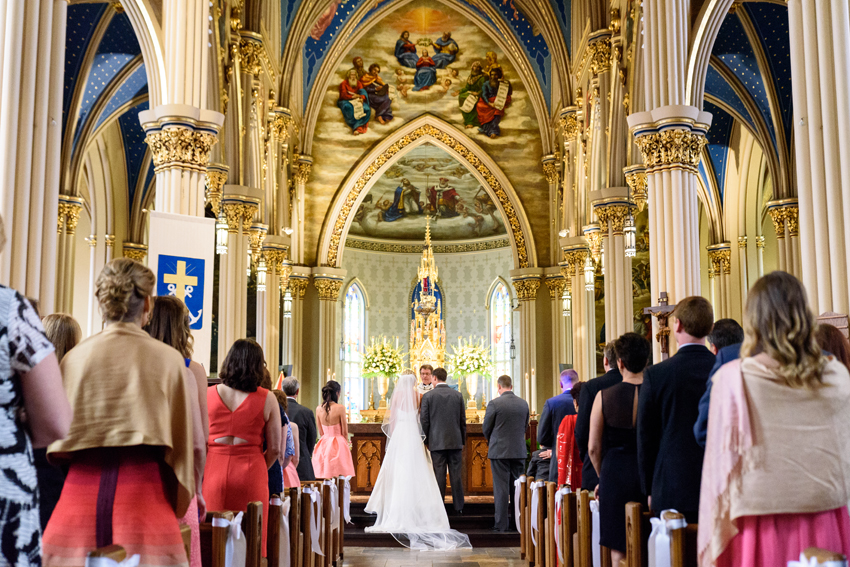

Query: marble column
left=85, top=235, right=97, bottom=336
left=217, top=187, right=260, bottom=358
left=544, top=269, right=568, bottom=391
left=737, top=236, right=749, bottom=306
left=313, top=268, right=346, bottom=386
left=788, top=0, right=850, bottom=314
left=291, top=155, right=312, bottom=265
left=542, top=155, right=560, bottom=265
left=259, top=236, right=290, bottom=370
left=592, top=190, right=635, bottom=340
left=707, top=244, right=732, bottom=318
left=767, top=199, right=801, bottom=278
left=510, top=269, right=542, bottom=413
left=0, top=0, right=66, bottom=313
left=756, top=236, right=765, bottom=277
left=287, top=270, right=311, bottom=381
left=55, top=196, right=82, bottom=313
left=270, top=108, right=295, bottom=235
left=558, top=108, right=580, bottom=237
left=561, top=241, right=594, bottom=382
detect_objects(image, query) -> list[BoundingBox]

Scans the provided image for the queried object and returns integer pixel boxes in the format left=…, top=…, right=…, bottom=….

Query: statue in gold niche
left=409, top=217, right=446, bottom=381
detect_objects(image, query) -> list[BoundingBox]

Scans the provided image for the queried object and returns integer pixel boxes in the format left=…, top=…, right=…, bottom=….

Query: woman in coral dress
left=203, top=340, right=281, bottom=555
left=311, top=380, right=356, bottom=479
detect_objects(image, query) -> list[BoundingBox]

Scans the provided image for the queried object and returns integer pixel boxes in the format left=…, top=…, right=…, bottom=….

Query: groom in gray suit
left=420, top=367, right=466, bottom=513
left=483, top=374, right=530, bottom=532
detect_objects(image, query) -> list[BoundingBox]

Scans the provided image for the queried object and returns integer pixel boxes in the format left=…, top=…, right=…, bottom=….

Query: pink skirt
left=717, top=507, right=850, bottom=567
left=311, top=434, right=355, bottom=479
left=283, top=462, right=300, bottom=488
left=178, top=497, right=201, bottom=567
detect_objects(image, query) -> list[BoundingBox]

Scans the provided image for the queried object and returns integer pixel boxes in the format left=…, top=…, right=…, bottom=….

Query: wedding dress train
left=364, top=374, right=472, bottom=551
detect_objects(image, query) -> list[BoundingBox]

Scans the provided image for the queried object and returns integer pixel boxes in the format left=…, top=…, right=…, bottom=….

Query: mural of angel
left=395, top=31, right=419, bottom=67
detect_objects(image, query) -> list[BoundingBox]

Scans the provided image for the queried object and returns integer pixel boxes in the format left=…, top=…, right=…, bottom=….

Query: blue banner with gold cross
left=157, top=255, right=205, bottom=330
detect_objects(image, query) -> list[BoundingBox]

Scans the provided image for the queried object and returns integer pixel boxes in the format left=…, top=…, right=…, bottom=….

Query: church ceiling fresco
left=304, top=0, right=547, bottom=264
left=347, top=143, right=507, bottom=241
left=300, top=0, right=552, bottom=110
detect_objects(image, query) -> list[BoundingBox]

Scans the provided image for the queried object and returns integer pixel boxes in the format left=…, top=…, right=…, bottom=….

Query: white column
left=313, top=268, right=346, bottom=385
left=287, top=270, right=310, bottom=380
left=85, top=235, right=97, bottom=336
left=260, top=236, right=290, bottom=370
left=55, top=197, right=82, bottom=313
left=291, top=155, right=312, bottom=265
left=737, top=236, right=749, bottom=306
left=707, top=244, right=732, bottom=318
left=544, top=271, right=568, bottom=390
left=511, top=270, right=542, bottom=413
left=562, top=243, right=594, bottom=382
left=592, top=190, right=634, bottom=339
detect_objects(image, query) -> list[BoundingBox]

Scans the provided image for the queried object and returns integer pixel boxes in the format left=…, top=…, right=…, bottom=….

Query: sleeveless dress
left=311, top=423, right=355, bottom=478
left=178, top=359, right=201, bottom=567
left=203, top=386, right=270, bottom=555
left=598, top=382, right=644, bottom=553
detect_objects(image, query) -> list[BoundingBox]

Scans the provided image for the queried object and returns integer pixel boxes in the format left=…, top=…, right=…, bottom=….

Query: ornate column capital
left=624, top=165, right=648, bottom=212
left=104, top=235, right=115, bottom=248
left=737, top=235, right=748, bottom=249
left=238, top=31, right=265, bottom=77
left=593, top=198, right=633, bottom=235
left=512, top=277, right=541, bottom=301
left=248, top=223, right=268, bottom=252
left=123, top=242, right=147, bottom=262
left=205, top=163, right=229, bottom=215
left=289, top=276, right=309, bottom=300
left=756, top=235, right=765, bottom=249
left=767, top=198, right=799, bottom=238
left=583, top=224, right=603, bottom=261
left=767, top=208, right=787, bottom=239
left=221, top=187, right=262, bottom=232
left=707, top=244, right=732, bottom=275
left=293, top=154, right=313, bottom=185
left=544, top=276, right=567, bottom=299
left=57, top=196, right=83, bottom=235
left=558, top=107, right=579, bottom=142
left=140, top=112, right=223, bottom=174
left=562, top=246, right=589, bottom=274
left=270, top=107, right=296, bottom=141
left=314, top=277, right=344, bottom=301
left=627, top=109, right=711, bottom=174
left=541, top=154, right=559, bottom=185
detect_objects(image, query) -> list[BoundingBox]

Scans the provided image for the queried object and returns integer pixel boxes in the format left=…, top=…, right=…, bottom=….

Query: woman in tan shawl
left=699, top=271, right=850, bottom=566
left=43, top=259, right=202, bottom=567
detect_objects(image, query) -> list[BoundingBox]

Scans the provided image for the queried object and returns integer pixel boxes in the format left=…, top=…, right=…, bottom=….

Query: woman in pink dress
left=699, top=271, right=850, bottom=567
left=311, top=381, right=356, bottom=479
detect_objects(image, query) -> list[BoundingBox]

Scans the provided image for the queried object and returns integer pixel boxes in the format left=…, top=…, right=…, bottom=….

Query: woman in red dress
left=204, top=340, right=281, bottom=555
left=556, top=382, right=582, bottom=491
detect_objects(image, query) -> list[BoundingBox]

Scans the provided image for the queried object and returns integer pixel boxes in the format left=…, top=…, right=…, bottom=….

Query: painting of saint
left=413, top=49, right=437, bottom=91
left=430, top=32, right=459, bottom=68
left=476, top=67, right=512, bottom=138
left=361, top=64, right=393, bottom=124
left=352, top=56, right=367, bottom=79
left=337, top=69, right=370, bottom=135
left=483, top=51, right=499, bottom=73
left=473, top=187, right=500, bottom=225
left=428, top=178, right=460, bottom=218
left=382, top=178, right=423, bottom=222
left=455, top=61, right=486, bottom=128
left=394, top=31, right=418, bottom=68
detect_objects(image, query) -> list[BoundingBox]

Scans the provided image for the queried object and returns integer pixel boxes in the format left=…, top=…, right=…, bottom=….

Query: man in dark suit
left=693, top=319, right=744, bottom=447
left=637, top=296, right=716, bottom=523
left=420, top=367, right=466, bottom=513
left=575, top=342, right=621, bottom=490
left=282, top=377, right=317, bottom=481
left=483, top=374, right=530, bottom=532
left=538, top=369, right=578, bottom=482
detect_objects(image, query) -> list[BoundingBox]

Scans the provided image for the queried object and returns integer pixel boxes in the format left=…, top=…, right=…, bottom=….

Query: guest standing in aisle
left=538, top=369, right=578, bottom=482
left=283, top=377, right=318, bottom=481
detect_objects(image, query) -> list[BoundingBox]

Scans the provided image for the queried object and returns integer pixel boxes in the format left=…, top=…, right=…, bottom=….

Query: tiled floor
left=342, top=547, right=524, bottom=566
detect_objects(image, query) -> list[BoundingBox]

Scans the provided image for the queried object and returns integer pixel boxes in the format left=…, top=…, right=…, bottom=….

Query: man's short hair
left=497, top=374, right=512, bottom=389
left=420, top=364, right=434, bottom=373
left=282, top=377, right=300, bottom=396
left=560, top=369, right=578, bottom=389
left=672, top=296, right=715, bottom=338
left=603, top=341, right=618, bottom=368
left=707, top=318, right=744, bottom=350
left=614, top=332, right=650, bottom=373
left=433, top=367, right=448, bottom=382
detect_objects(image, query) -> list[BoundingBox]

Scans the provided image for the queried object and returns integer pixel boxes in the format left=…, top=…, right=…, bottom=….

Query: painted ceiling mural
left=304, top=0, right=547, bottom=264
left=348, top=143, right=507, bottom=241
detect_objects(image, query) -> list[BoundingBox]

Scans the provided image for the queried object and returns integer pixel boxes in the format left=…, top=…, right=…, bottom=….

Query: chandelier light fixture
left=625, top=212, right=637, bottom=257
left=283, top=288, right=293, bottom=318
left=215, top=212, right=228, bottom=255
left=584, top=255, right=595, bottom=291
left=257, top=257, right=267, bottom=292
left=562, top=288, right=571, bottom=317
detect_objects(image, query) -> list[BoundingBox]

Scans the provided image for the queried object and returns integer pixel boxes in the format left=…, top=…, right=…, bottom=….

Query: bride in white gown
left=364, top=373, right=472, bottom=551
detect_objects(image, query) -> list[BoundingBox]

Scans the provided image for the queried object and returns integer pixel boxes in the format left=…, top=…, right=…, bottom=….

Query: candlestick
left=332, top=372, right=336, bottom=382
left=525, top=372, right=530, bottom=404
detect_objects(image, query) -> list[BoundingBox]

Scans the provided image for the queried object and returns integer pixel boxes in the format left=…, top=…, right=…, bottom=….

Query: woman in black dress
left=588, top=332, right=650, bottom=566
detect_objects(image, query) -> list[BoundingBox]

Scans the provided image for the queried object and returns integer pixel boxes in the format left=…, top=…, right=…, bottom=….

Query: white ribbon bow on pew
left=342, top=476, right=352, bottom=524
left=85, top=554, right=141, bottom=567
left=788, top=553, right=849, bottom=567
left=647, top=510, right=687, bottom=567
left=590, top=499, right=602, bottom=567
left=554, top=486, right=571, bottom=563
left=324, top=480, right=340, bottom=530
left=530, top=481, right=546, bottom=546
left=212, top=511, right=246, bottom=567
left=514, top=475, right=526, bottom=535
left=271, top=497, right=291, bottom=567
left=302, top=488, right=325, bottom=556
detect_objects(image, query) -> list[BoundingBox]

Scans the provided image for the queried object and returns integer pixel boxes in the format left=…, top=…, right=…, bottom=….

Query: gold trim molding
left=325, top=124, right=530, bottom=269
left=123, top=242, right=147, bottom=262
left=345, top=237, right=510, bottom=254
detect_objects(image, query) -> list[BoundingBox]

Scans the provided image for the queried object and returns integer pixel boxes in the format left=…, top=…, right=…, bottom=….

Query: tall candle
left=327, top=369, right=331, bottom=382
left=531, top=368, right=537, bottom=415
left=525, top=372, right=530, bottom=404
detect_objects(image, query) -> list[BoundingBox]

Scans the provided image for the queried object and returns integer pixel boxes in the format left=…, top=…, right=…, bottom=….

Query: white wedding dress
left=364, top=374, right=472, bottom=551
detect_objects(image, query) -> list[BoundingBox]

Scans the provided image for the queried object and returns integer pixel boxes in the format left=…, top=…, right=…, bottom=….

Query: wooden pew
left=526, top=479, right=535, bottom=565
left=519, top=476, right=528, bottom=560
left=546, top=483, right=557, bottom=567
left=663, top=511, right=697, bottom=567
left=534, top=481, right=546, bottom=567
left=243, top=502, right=263, bottom=567
left=619, top=502, right=649, bottom=567
left=180, top=524, right=192, bottom=564
left=86, top=545, right=127, bottom=565
left=288, top=487, right=302, bottom=567
left=200, top=512, right=233, bottom=567
left=321, top=482, right=333, bottom=567
left=574, top=490, right=591, bottom=567
left=336, top=477, right=346, bottom=564
left=268, top=497, right=282, bottom=567
left=557, top=489, right=577, bottom=567
left=803, top=548, right=848, bottom=564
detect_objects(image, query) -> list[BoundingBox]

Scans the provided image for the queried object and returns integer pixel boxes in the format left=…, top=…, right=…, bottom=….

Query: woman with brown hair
left=36, top=314, right=82, bottom=530
left=43, top=258, right=202, bottom=567
left=312, top=380, right=355, bottom=478
left=204, top=339, right=280, bottom=554
left=147, top=295, right=209, bottom=567
left=816, top=323, right=850, bottom=369
left=699, top=272, right=850, bottom=566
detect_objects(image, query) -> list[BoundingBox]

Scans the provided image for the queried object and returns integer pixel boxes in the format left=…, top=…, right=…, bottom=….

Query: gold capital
left=544, top=277, right=566, bottom=300
left=123, top=242, right=147, bottom=262
left=314, top=277, right=343, bottom=301
left=289, top=277, right=309, bottom=300
left=145, top=127, right=219, bottom=173
left=624, top=166, right=648, bottom=212
left=633, top=129, right=708, bottom=173
left=205, top=164, right=229, bottom=215
left=512, top=277, right=541, bottom=301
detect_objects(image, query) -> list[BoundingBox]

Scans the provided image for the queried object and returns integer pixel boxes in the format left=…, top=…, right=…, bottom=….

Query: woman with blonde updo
left=699, top=272, right=850, bottom=566
left=43, top=259, right=202, bottom=567
left=0, top=215, right=71, bottom=567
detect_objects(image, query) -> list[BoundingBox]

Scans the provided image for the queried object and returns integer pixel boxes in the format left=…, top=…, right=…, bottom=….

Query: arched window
left=489, top=280, right=512, bottom=398
left=343, top=282, right=366, bottom=413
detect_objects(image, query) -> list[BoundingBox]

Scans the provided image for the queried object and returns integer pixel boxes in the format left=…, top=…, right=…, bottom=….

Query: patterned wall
left=339, top=247, right=515, bottom=353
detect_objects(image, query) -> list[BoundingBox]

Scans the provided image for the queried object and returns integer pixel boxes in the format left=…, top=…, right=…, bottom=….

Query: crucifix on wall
left=644, top=292, right=677, bottom=360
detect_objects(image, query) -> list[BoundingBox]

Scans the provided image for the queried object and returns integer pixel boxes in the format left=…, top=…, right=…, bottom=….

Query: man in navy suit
left=538, top=369, right=578, bottom=482
left=693, top=319, right=744, bottom=447
left=637, top=296, right=716, bottom=524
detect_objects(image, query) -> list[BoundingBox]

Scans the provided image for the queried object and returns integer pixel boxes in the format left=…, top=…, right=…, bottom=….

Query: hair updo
left=96, top=258, right=155, bottom=323
left=321, top=380, right=341, bottom=415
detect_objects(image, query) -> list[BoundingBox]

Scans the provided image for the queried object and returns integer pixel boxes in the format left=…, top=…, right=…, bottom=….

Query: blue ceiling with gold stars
left=298, top=0, right=553, bottom=111
left=65, top=5, right=153, bottom=207
left=703, top=100, right=735, bottom=203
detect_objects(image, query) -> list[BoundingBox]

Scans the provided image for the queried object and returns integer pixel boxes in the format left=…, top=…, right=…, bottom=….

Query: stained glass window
left=489, top=280, right=512, bottom=398
left=343, top=282, right=366, bottom=416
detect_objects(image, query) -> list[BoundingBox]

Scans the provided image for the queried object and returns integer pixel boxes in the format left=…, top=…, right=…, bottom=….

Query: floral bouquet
left=447, top=336, right=494, bottom=379
left=362, top=336, right=406, bottom=379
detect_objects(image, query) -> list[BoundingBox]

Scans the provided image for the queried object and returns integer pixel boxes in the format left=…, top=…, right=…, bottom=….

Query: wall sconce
left=283, top=289, right=292, bottom=318
left=257, top=257, right=267, bottom=292
left=215, top=212, right=228, bottom=255
left=624, top=213, right=636, bottom=257
left=584, top=255, right=595, bottom=291
left=562, top=289, right=571, bottom=317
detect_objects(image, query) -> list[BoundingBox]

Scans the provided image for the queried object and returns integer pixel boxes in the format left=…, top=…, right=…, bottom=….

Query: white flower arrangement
left=447, top=337, right=494, bottom=378
left=362, top=336, right=406, bottom=379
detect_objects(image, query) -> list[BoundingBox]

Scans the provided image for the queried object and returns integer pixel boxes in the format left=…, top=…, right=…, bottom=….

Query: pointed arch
left=686, top=0, right=737, bottom=106
left=484, top=276, right=512, bottom=309
left=316, top=115, right=537, bottom=269
left=344, top=276, right=372, bottom=309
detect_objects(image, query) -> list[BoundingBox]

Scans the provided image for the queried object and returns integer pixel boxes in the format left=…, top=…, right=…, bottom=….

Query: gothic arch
left=344, top=277, right=372, bottom=309
left=317, top=115, right=537, bottom=270
left=484, top=276, right=513, bottom=309
left=686, top=0, right=737, bottom=106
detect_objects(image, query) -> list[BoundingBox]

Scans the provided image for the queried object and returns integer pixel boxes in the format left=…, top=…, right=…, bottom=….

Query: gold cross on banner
left=163, top=261, right=198, bottom=302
